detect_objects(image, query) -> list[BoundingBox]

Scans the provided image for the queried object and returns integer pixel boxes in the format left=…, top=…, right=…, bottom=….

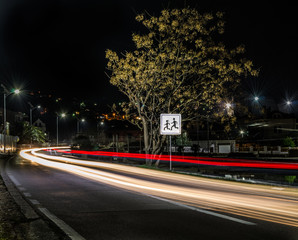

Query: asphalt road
left=5, top=149, right=298, bottom=240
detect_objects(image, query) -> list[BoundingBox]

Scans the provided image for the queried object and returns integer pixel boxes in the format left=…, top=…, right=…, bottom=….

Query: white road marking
left=23, top=192, right=32, bottom=197
left=29, top=199, right=40, bottom=205
left=38, top=207, right=86, bottom=240
left=8, top=174, right=21, bottom=186
left=144, top=193, right=257, bottom=226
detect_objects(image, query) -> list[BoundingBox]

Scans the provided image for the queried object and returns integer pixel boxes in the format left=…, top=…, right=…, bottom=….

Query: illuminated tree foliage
left=20, top=122, right=46, bottom=144
left=106, top=8, right=257, bottom=163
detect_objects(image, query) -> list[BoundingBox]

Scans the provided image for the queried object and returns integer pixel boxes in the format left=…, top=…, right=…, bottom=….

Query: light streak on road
left=59, top=149, right=298, bottom=170
left=20, top=148, right=298, bottom=228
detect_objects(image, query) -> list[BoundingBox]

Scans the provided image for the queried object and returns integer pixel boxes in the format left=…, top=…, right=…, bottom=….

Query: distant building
left=33, top=118, right=46, bottom=133
left=0, top=108, right=28, bottom=133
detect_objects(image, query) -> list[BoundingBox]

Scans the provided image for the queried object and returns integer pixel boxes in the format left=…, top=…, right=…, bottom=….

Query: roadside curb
left=0, top=155, right=69, bottom=240
left=1, top=162, right=39, bottom=220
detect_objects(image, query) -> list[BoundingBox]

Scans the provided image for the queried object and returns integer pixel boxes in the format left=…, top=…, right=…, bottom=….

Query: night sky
left=0, top=0, right=297, bottom=107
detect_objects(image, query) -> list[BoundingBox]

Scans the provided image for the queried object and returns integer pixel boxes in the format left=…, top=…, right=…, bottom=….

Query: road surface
left=4, top=148, right=298, bottom=240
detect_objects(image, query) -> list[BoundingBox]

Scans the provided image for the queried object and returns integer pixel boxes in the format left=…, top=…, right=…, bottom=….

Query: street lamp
left=225, top=102, right=232, bottom=110
left=1, top=84, right=21, bottom=153
left=284, top=100, right=293, bottom=114
left=225, top=102, right=233, bottom=116
left=72, top=112, right=86, bottom=134
left=252, top=95, right=265, bottom=115
left=77, top=118, right=85, bottom=133
left=56, top=113, right=66, bottom=146
left=28, top=102, right=41, bottom=126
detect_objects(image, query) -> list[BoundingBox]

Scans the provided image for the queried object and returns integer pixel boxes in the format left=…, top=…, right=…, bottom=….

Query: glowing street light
left=1, top=84, right=21, bottom=153
left=73, top=112, right=86, bottom=134
left=28, top=102, right=42, bottom=126
left=254, top=96, right=259, bottom=101
left=286, top=100, right=291, bottom=106
left=57, top=113, right=66, bottom=146
left=77, top=118, right=85, bottom=133
left=225, top=102, right=234, bottom=116
left=225, top=102, right=232, bottom=109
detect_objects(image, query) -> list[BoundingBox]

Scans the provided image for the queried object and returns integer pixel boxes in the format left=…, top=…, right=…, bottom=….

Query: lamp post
left=28, top=102, right=41, bottom=147
left=252, top=95, right=264, bottom=115
left=77, top=118, right=85, bottom=133
left=1, top=84, right=21, bottom=153
left=56, top=113, right=66, bottom=146
left=28, top=102, right=41, bottom=126
left=285, top=100, right=293, bottom=114
left=72, top=113, right=85, bottom=134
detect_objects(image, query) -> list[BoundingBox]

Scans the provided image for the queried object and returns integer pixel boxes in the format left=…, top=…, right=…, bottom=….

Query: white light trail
left=20, top=148, right=298, bottom=227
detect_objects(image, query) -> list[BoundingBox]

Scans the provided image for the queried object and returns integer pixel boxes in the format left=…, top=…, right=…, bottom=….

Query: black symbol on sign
left=164, top=120, right=171, bottom=130
left=171, top=118, right=178, bottom=130
left=164, top=118, right=179, bottom=131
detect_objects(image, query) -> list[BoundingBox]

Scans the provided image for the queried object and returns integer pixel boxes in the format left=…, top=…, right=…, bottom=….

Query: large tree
left=106, top=8, right=257, bottom=163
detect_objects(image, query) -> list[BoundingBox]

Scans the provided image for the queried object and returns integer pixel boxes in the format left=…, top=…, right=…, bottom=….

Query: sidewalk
left=0, top=155, right=69, bottom=240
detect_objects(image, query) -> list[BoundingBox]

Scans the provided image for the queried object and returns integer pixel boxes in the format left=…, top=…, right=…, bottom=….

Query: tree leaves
left=105, top=7, right=258, bottom=155
left=20, top=122, right=46, bottom=144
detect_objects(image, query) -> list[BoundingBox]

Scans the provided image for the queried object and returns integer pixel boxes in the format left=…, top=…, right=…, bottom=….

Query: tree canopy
left=106, top=8, right=258, bottom=161
left=20, top=122, right=46, bottom=144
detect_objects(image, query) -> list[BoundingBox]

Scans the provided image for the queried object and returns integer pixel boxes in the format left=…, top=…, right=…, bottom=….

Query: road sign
left=160, top=114, right=181, bottom=135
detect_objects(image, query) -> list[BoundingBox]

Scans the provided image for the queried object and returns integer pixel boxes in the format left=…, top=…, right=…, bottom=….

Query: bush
left=285, top=176, right=296, bottom=184
left=283, top=137, right=295, bottom=147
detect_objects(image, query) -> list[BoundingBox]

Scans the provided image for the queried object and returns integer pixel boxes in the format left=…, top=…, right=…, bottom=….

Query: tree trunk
left=153, top=134, right=166, bottom=167
left=143, top=119, right=167, bottom=167
left=143, top=120, right=152, bottom=165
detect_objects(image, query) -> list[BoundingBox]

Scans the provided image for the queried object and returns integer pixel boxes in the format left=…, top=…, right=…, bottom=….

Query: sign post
left=160, top=114, right=182, bottom=171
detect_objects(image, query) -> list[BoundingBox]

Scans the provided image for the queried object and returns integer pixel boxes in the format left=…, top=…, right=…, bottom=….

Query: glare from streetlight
left=225, top=102, right=232, bottom=109
left=14, top=89, right=21, bottom=94
left=61, top=113, right=66, bottom=118
left=254, top=96, right=259, bottom=101
left=286, top=101, right=291, bottom=105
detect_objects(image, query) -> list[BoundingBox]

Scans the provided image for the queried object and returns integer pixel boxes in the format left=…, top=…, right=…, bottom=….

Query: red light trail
left=52, top=149, right=298, bottom=170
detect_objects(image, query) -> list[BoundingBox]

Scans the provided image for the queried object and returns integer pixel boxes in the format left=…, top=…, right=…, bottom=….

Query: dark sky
left=0, top=0, right=297, bottom=107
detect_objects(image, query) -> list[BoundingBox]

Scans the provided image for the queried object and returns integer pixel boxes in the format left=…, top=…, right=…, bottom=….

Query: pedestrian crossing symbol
left=160, top=114, right=181, bottom=135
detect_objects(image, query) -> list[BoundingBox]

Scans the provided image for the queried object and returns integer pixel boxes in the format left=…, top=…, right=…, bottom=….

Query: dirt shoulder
left=0, top=173, right=25, bottom=239
left=0, top=156, right=69, bottom=240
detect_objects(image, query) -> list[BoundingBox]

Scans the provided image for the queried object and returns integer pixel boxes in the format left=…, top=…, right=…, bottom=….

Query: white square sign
left=160, top=114, right=181, bottom=135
